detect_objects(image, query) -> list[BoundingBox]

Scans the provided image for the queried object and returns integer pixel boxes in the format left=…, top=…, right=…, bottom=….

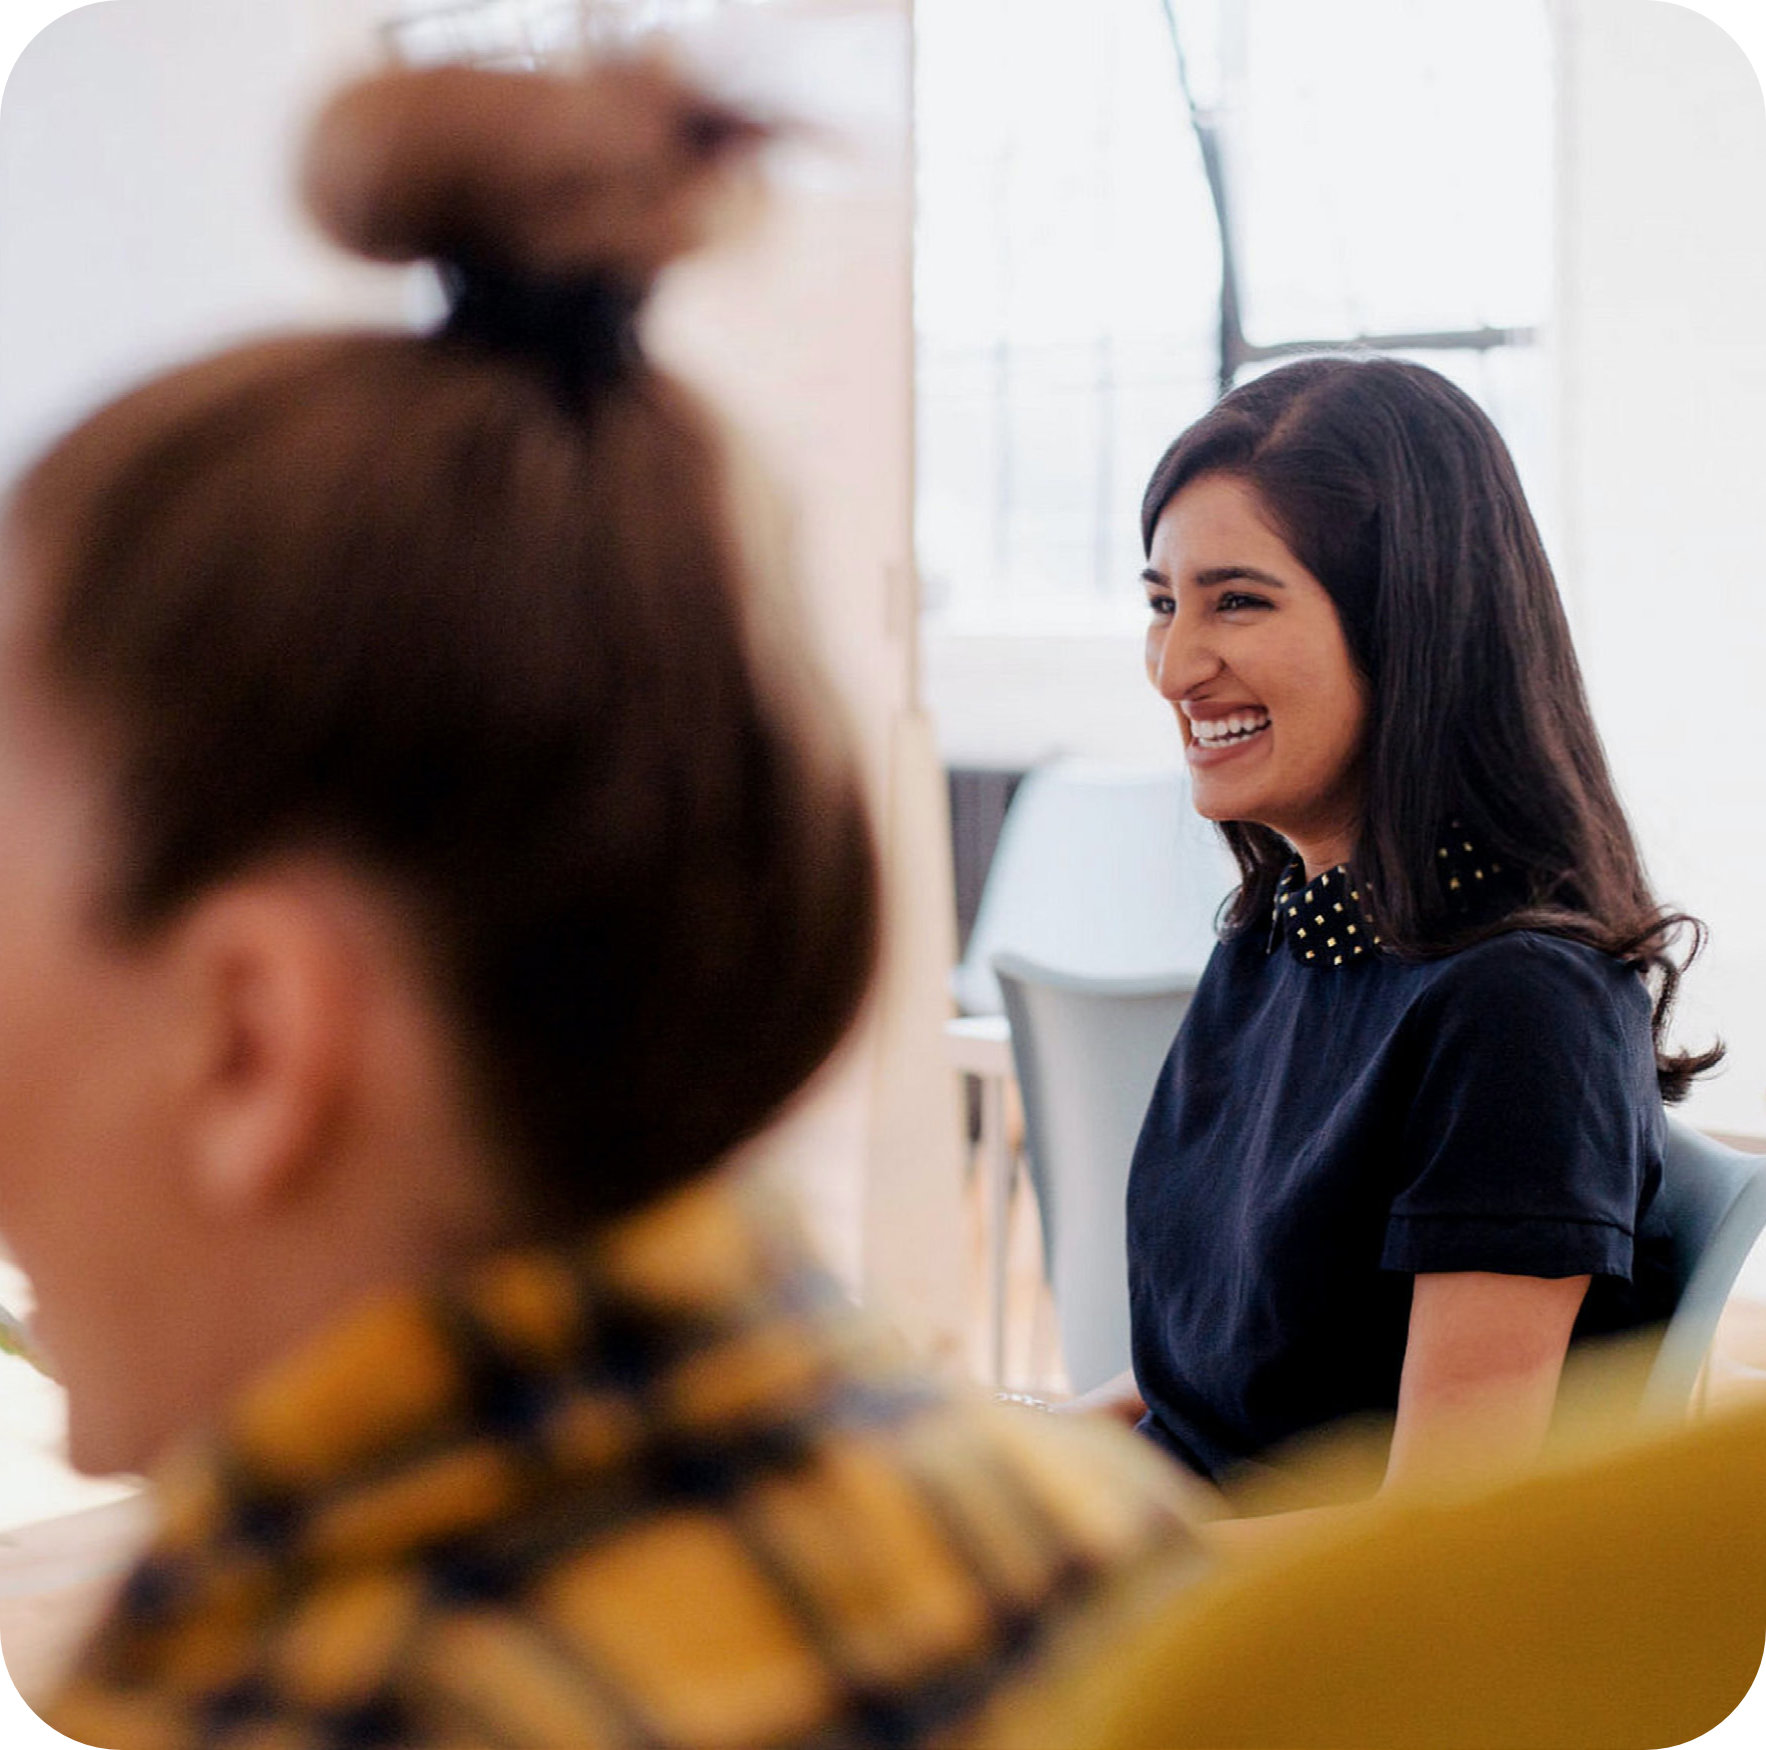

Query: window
left=915, top=0, right=1554, bottom=641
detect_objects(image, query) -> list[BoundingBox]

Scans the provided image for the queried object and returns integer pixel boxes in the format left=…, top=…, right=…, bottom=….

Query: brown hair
left=9, top=61, right=879, bottom=1221
left=1142, top=356, right=1718, bottom=1100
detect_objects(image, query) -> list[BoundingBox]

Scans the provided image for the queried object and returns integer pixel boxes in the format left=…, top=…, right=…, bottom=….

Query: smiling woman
left=1101, top=355, right=1718, bottom=1503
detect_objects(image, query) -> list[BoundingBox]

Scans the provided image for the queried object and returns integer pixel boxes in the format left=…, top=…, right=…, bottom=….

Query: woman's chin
left=1188, top=779, right=1261, bottom=825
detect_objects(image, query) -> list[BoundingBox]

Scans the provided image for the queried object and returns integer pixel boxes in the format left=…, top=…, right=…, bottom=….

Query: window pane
left=1233, top=0, right=1552, bottom=340
left=916, top=0, right=1553, bottom=634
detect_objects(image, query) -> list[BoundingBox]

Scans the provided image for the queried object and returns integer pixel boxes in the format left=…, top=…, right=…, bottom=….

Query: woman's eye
left=1147, top=593, right=1176, bottom=619
left=1216, top=590, right=1271, bottom=614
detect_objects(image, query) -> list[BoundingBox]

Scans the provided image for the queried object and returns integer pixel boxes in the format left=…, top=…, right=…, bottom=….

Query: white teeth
left=1193, top=710, right=1270, bottom=746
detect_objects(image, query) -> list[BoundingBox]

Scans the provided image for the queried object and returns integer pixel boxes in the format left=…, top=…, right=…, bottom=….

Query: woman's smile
left=1184, top=703, right=1272, bottom=765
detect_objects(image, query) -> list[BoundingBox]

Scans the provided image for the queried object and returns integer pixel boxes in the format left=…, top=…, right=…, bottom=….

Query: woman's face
left=1144, top=473, right=1368, bottom=870
left=0, top=560, right=196, bottom=1473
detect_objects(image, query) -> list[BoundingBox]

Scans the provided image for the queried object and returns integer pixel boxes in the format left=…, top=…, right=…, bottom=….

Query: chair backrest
left=993, top=953, right=1196, bottom=1393
left=953, top=761, right=1228, bottom=1015
left=1640, top=1115, right=1766, bottom=1415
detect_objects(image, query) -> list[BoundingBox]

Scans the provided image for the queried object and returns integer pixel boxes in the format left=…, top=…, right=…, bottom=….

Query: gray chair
left=1640, top=1115, right=1766, bottom=1416
left=992, top=953, right=1196, bottom=1393
left=953, top=762, right=1226, bottom=1016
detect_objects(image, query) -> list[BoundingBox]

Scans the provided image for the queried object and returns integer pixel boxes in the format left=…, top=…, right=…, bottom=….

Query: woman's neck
left=1296, top=833, right=1357, bottom=882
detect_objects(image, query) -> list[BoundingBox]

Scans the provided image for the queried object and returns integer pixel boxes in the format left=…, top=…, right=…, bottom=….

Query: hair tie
left=436, top=258, right=643, bottom=410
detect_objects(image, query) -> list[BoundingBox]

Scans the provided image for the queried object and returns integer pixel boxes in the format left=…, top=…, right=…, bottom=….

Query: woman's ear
left=174, top=878, right=360, bottom=1216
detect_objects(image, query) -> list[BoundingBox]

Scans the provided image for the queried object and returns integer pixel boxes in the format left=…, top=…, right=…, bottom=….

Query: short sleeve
left=1381, top=935, right=1661, bottom=1282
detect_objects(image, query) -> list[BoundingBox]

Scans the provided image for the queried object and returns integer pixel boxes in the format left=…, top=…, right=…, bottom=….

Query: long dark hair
left=1141, top=355, right=1717, bottom=1100
left=10, top=62, right=880, bottom=1222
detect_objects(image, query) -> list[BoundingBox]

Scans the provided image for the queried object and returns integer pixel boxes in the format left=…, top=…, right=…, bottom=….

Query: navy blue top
left=1126, top=862, right=1671, bottom=1483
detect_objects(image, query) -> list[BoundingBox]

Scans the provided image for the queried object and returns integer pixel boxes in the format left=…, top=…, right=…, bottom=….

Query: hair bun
left=302, top=56, right=772, bottom=288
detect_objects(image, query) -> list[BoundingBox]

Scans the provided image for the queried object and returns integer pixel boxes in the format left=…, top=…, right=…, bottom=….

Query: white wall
left=650, top=3, right=967, bottom=1362
left=1554, top=0, right=1766, bottom=1140
left=926, top=630, right=1181, bottom=771
left=0, top=0, right=403, bottom=481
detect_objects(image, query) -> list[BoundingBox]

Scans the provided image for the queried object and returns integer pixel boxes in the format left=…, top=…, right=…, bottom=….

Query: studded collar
left=1269, top=829, right=1510, bottom=968
left=1271, top=862, right=1378, bottom=967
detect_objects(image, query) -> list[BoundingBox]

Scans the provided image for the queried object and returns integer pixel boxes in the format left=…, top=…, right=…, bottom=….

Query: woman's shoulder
left=1413, top=929, right=1646, bottom=1000
left=1401, top=929, right=1653, bottom=1055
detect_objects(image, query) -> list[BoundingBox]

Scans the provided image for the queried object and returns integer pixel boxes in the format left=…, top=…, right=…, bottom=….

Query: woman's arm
left=1384, top=1269, right=1589, bottom=1489
left=1207, top=1269, right=1590, bottom=1558
left=1052, top=1368, right=1147, bottom=1425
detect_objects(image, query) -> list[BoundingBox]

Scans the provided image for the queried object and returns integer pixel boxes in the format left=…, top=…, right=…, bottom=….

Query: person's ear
left=173, top=880, right=359, bottom=1216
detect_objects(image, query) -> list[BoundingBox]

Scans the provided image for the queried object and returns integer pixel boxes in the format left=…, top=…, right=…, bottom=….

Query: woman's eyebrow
left=1195, top=565, right=1287, bottom=589
left=1139, top=564, right=1288, bottom=589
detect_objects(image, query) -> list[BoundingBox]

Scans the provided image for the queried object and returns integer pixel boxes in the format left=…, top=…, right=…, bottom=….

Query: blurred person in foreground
left=3, top=59, right=1195, bottom=1749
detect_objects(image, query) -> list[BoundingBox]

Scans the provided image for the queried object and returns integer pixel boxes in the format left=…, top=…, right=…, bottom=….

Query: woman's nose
left=1149, top=610, right=1221, bottom=702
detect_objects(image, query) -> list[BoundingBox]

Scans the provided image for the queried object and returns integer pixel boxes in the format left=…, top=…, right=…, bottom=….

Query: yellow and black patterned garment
left=47, top=1174, right=1197, bottom=1750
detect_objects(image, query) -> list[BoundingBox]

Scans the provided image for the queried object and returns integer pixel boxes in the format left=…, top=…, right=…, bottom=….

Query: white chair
left=992, top=955, right=1197, bottom=1393
left=952, top=761, right=1228, bottom=1015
